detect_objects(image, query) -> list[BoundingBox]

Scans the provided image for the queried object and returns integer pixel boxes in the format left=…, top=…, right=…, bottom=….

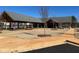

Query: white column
left=37, top=24, right=39, bottom=28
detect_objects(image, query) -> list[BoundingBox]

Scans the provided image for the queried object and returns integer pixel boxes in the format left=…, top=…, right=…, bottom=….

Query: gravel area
left=0, top=28, right=76, bottom=53
left=0, top=28, right=69, bottom=39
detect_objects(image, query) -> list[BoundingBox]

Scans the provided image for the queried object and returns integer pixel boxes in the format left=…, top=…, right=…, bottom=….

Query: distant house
left=0, top=11, right=77, bottom=30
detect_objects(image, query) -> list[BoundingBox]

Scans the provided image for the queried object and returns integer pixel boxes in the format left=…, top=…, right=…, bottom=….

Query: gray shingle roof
left=3, top=11, right=77, bottom=23
left=5, top=11, right=43, bottom=23
left=49, top=16, right=76, bottom=23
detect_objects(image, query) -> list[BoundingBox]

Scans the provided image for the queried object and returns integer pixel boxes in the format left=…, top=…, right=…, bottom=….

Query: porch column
left=37, top=24, right=39, bottom=28
left=53, top=22, right=54, bottom=28
left=9, top=22, right=11, bottom=29
left=31, top=23, right=33, bottom=28
left=17, top=22, right=19, bottom=29
left=59, top=23, right=62, bottom=29
left=5, top=22, right=10, bottom=30
left=70, top=22, right=72, bottom=28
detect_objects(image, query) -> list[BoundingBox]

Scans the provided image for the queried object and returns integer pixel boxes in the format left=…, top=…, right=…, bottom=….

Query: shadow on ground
left=22, top=43, right=79, bottom=53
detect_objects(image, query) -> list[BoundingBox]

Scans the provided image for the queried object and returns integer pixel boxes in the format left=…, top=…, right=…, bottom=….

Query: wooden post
left=9, top=22, right=11, bottom=30
left=37, top=24, right=39, bottom=28
left=18, top=22, right=19, bottom=29
left=53, top=21, right=54, bottom=28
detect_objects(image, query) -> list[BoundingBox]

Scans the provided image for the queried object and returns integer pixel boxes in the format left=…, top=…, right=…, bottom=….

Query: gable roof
left=4, top=11, right=43, bottom=23
left=1, top=11, right=77, bottom=23
left=49, top=16, right=77, bottom=23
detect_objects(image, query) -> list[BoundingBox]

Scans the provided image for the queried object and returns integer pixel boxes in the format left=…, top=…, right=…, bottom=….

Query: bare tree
left=40, top=6, right=48, bottom=36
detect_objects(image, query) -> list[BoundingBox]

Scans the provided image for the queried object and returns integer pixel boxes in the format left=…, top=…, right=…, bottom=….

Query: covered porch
left=0, top=22, right=33, bottom=30
left=0, top=21, right=45, bottom=30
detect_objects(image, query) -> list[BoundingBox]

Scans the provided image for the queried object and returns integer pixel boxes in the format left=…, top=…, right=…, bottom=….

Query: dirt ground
left=0, top=28, right=78, bottom=53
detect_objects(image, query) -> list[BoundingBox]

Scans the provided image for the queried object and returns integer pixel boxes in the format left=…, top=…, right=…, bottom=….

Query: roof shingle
left=5, top=11, right=43, bottom=23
